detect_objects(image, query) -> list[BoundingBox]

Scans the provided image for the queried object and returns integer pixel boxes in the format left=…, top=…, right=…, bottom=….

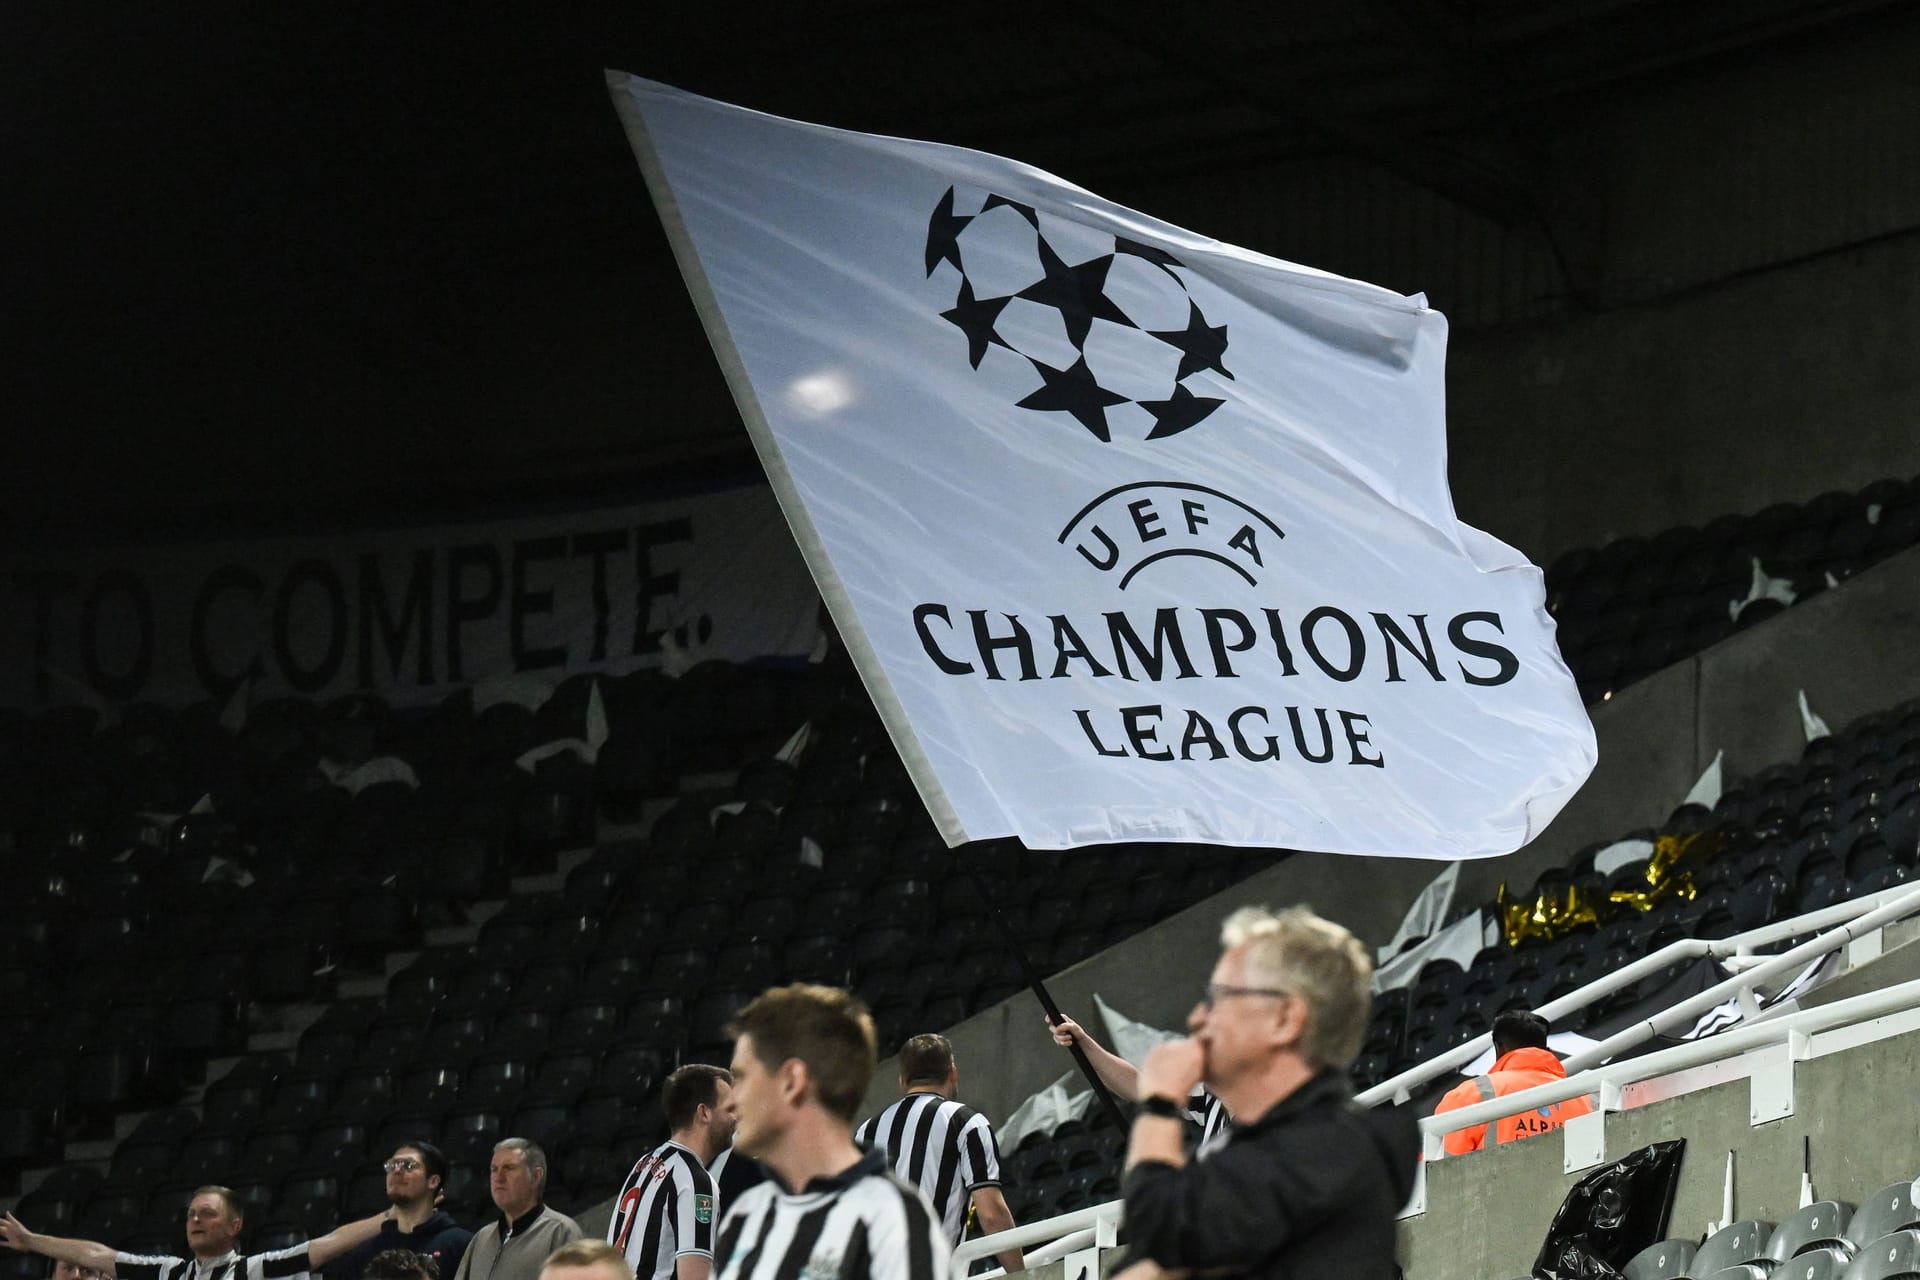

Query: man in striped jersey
left=0, top=1186, right=391, bottom=1280
left=715, top=985, right=949, bottom=1280
left=854, top=1036, right=1021, bottom=1272
left=607, top=1065, right=738, bottom=1280
left=1044, top=1015, right=1232, bottom=1152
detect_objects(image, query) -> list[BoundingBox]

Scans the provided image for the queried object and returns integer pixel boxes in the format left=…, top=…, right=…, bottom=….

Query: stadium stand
left=4, top=484, right=1920, bottom=1278
left=0, top=652, right=1274, bottom=1240
left=1549, top=480, right=1920, bottom=704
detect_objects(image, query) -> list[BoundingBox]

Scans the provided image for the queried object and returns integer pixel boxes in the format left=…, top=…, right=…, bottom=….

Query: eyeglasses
left=1201, top=982, right=1292, bottom=1009
left=383, top=1158, right=423, bottom=1173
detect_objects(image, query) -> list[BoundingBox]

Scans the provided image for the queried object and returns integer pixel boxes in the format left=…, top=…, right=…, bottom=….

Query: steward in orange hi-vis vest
left=1432, top=1009, right=1593, bottom=1155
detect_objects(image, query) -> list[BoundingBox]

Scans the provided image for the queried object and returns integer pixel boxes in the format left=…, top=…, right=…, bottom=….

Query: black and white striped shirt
left=715, top=1149, right=948, bottom=1280
left=116, top=1247, right=312, bottom=1280
left=608, top=1140, right=718, bottom=1280
left=1186, top=1086, right=1233, bottom=1155
left=854, top=1093, right=1000, bottom=1247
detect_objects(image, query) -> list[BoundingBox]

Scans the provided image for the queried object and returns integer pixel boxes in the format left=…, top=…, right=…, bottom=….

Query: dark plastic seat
left=1773, top=1251, right=1845, bottom=1280
left=1693, top=1221, right=1775, bottom=1276
left=373, top=1111, right=444, bottom=1157
left=174, top=1133, right=240, bottom=1184
left=492, top=1007, right=557, bottom=1057
left=333, top=1066, right=396, bottom=1112
left=464, top=1058, right=531, bottom=1109
left=1847, top=1230, right=1920, bottom=1280
left=441, top=1107, right=505, bottom=1168
left=303, top=1118, right=369, bottom=1170
left=1766, top=1201, right=1856, bottom=1265
left=399, top=1065, right=463, bottom=1112
left=238, top=1126, right=306, bottom=1179
left=553, top=1003, right=622, bottom=1055
left=109, top=1140, right=181, bottom=1187
left=508, top=1096, right=573, bottom=1152
left=76, top=1189, right=146, bottom=1243
left=783, top=933, right=852, bottom=984
left=572, top=1091, right=631, bottom=1141
left=1849, top=1185, right=1920, bottom=1248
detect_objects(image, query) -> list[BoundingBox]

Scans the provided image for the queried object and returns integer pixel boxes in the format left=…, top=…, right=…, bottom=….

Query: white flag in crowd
left=607, top=74, right=1596, bottom=856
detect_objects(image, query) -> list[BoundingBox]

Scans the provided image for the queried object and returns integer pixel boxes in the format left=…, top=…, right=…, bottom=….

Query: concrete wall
left=860, top=544, right=1920, bottom=1127
left=1446, top=231, right=1920, bottom=565
left=1399, top=1024, right=1920, bottom=1280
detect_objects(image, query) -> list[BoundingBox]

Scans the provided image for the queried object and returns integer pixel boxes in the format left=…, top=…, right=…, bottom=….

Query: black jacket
left=330, top=1211, right=474, bottom=1280
left=1123, top=1070, right=1420, bottom=1280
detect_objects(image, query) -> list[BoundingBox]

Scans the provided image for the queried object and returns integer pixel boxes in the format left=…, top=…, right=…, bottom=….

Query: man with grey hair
left=1120, top=905, right=1419, bottom=1280
left=453, top=1140, right=582, bottom=1280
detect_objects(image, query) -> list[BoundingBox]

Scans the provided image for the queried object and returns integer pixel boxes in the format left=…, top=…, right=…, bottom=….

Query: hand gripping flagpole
left=962, top=860, right=1132, bottom=1135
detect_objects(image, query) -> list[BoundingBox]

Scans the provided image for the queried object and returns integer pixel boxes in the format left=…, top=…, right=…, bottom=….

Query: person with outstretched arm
left=1, top=1186, right=391, bottom=1280
left=1046, top=1012, right=1233, bottom=1151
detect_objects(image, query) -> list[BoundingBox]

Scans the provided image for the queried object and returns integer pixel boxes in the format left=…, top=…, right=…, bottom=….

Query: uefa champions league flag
left=607, top=73, right=1597, bottom=857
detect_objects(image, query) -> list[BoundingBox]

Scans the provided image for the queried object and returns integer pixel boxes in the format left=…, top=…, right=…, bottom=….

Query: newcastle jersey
left=1186, top=1085, right=1233, bottom=1155
left=854, top=1094, right=1001, bottom=1247
left=715, top=1149, right=948, bottom=1280
left=609, top=1140, right=718, bottom=1280
left=116, top=1247, right=313, bottom=1280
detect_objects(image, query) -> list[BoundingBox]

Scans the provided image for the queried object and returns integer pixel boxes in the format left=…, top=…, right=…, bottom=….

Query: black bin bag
left=1532, top=1139, right=1685, bottom=1279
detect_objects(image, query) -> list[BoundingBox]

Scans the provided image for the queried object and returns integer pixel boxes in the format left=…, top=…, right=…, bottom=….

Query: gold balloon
left=1495, top=829, right=1720, bottom=947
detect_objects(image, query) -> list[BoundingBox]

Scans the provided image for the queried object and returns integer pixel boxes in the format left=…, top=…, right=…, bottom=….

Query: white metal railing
left=1357, top=879, right=1920, bottom=1106
left=954, top=1201, right=1121, bottom=1277
left=1410, top=969, right=1920, bottom=1167
left=961, top=878, right=1920, bottom=1265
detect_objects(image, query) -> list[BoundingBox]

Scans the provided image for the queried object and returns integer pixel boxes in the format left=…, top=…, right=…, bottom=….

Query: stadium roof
left=2, top=0, right=1902, bottom=543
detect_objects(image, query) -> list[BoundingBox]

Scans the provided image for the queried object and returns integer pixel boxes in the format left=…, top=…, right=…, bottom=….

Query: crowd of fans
left=1, top=905, right=1425, bottom=1280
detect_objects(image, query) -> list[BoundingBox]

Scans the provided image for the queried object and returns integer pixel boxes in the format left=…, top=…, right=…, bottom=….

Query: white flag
left=608, top=74, right=1596, bottom=856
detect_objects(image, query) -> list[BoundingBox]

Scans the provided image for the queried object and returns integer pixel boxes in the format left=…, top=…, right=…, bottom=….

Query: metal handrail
left=961, top=880, right=1920, bottom=1264
left=953, top=1202, right=1120, bottom=1270
left=1355, top=880, right=1920, bottom=1105
left=1418, top=970, right=1920, bottom=1145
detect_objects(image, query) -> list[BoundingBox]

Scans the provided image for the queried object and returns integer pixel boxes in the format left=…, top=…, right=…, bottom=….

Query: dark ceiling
left=1, top=0, right=1901, bottom=544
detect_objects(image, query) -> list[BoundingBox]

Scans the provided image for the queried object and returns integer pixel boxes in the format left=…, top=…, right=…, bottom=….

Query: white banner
left=609, top=75, right=1596, bottom=856
left=0, top=484, right=822, bottom=707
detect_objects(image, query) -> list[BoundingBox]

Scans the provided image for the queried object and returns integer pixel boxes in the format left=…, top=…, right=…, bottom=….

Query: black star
left=924, top=186, right=972, bottom=277
left=1016, top=239, right=1134, bottom=348
left=940, top=278, right=1012, bottom=369
left=1018, top=355, right=1129, bottom=442
left=981, top=194, right=1040, bottom=228
left=1150, top=301, right=1232, bottom=380
left=1139, top=383, right=1225, bottom=440
left=1115, top=236, right=1184, bottom=279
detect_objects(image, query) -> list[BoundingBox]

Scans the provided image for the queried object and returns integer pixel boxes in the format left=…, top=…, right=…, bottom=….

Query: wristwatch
left=1139, top=1094, right=1185, bottom=1119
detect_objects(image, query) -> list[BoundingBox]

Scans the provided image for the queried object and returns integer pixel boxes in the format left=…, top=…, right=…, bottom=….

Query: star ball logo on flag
left=607, top=73, right=1598, bottom=856
left=922, top=186, right=1282, bottom=595
left=925, top=187, right=1230, bottom=443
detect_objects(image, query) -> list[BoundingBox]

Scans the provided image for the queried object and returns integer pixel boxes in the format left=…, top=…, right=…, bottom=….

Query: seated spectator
left=333, top=1143, right=472, bottom=1280
left=0, top=1186, right=389, bottom=1280
left=1433, top=1008, right=1594, bottom=1155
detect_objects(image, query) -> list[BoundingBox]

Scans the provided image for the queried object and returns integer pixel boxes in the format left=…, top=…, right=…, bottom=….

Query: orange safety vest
left=1434, top=1046, right=1593, bottom=1155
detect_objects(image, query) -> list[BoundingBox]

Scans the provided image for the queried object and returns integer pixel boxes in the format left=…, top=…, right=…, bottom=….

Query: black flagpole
left=964, top=861, right=1132, bottom=1135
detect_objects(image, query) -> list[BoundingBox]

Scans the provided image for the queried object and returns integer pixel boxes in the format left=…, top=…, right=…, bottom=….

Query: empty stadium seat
left=1692, top=1221, right=1775, bottom=1276
left=1847, top=1229, right=1920, bottom=1280
left=1768, top=1201, right=1858, bottom=1265
left=1849, top=1185, right=1920, bottom=1249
